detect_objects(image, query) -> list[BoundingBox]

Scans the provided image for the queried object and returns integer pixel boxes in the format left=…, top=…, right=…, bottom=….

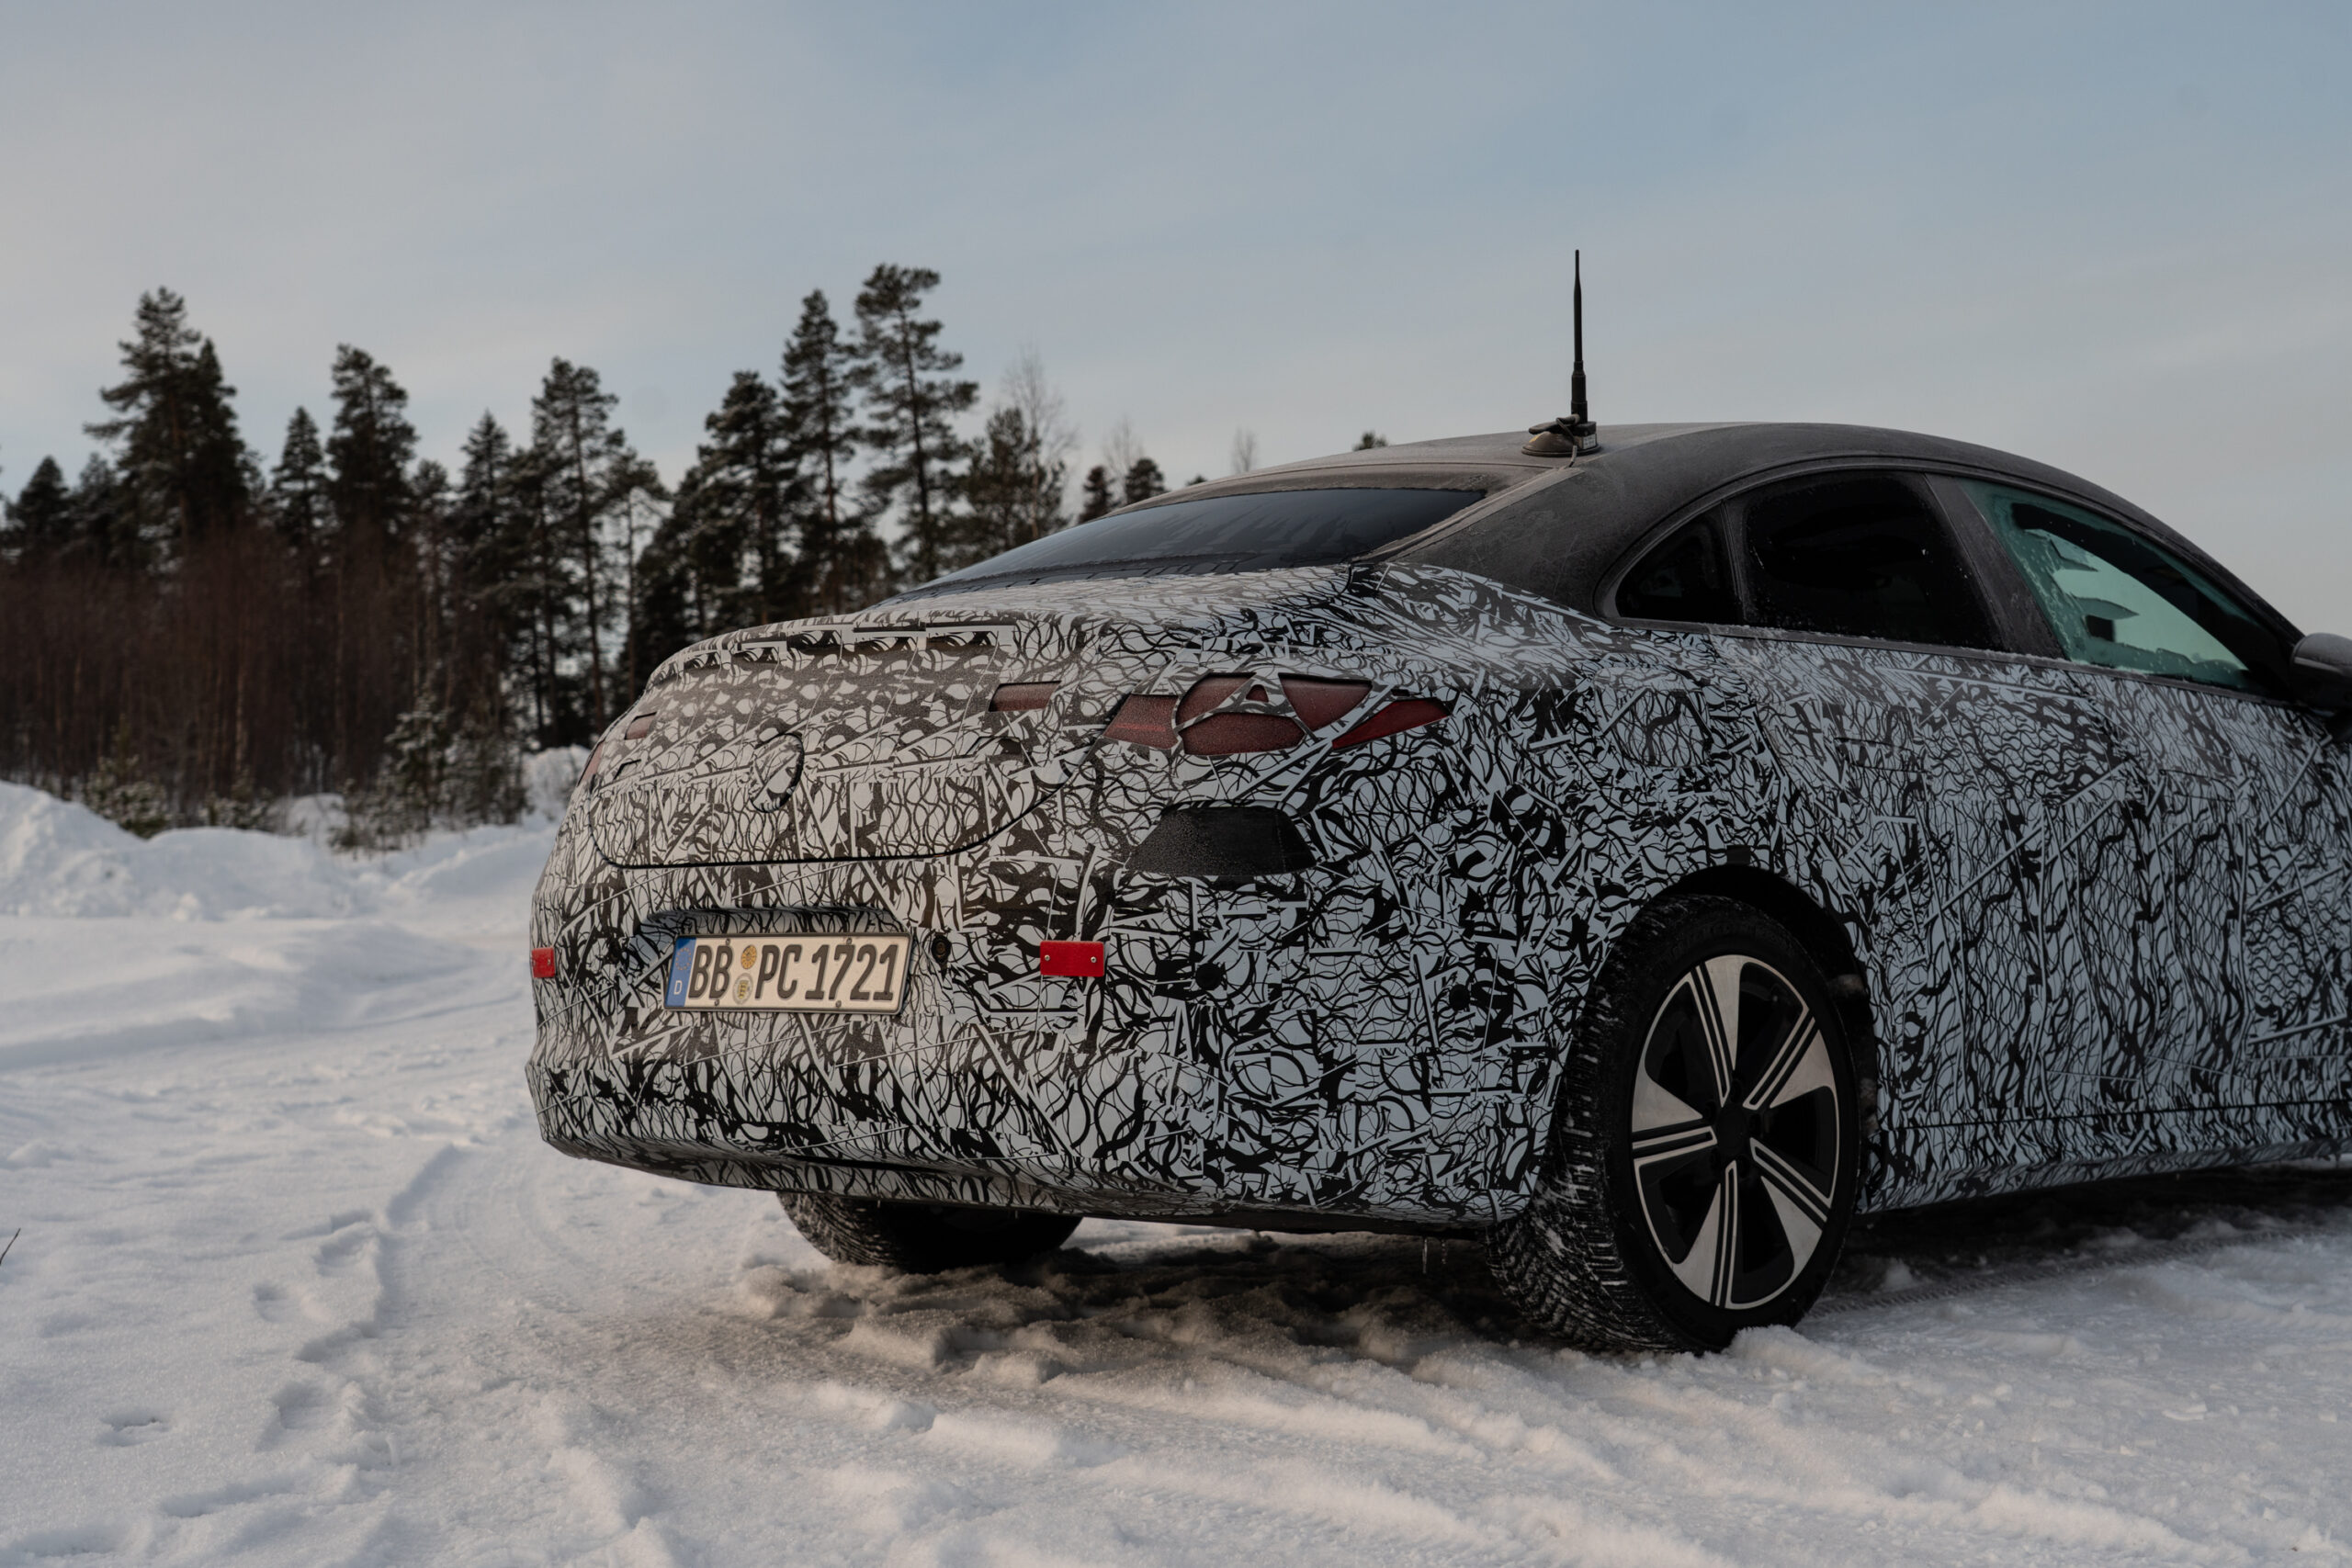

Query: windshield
left=902, top=487, right=1486, bottom=597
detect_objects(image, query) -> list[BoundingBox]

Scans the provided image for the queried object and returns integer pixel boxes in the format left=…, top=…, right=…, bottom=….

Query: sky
left=2, top=1, right=2347, bottom=626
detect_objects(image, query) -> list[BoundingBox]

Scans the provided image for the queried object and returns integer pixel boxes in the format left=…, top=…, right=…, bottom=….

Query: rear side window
left=1964, top=482, right=2267, bottom=693
left=1615, top=518, right=1738, bottom=624
left=1740, top=473, right=1995, bottom=649
left=908, top=488, right=1484, bottom=595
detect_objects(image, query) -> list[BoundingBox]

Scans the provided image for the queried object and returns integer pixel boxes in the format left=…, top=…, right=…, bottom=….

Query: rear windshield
left=901, top=487, right=1485, bottom=597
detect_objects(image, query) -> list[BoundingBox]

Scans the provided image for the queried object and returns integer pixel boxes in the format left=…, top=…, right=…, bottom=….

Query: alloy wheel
left=1628, top=953, right=1843, bottom=1310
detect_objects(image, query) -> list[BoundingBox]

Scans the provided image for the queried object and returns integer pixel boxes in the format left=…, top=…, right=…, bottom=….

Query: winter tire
left=778, top=1191, right=1079, bottom=1272
left=1491, top=895, right=1860, bottom=1353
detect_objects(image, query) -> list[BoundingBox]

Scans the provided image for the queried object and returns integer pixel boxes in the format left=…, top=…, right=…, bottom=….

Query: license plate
left=664, top=933, right=910, bottom=1013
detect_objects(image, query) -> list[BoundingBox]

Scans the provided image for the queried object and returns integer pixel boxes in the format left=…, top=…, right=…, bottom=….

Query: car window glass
left=1738, top=473, right=1995, bottom=649
left=1964, top=482, right=2263, bottom=693
left=1616, top=517, right=1738, bottom=624
left=903, top=487, right=1484, bottom=597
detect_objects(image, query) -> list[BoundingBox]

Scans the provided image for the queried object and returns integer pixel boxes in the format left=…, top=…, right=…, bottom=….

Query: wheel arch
left=1513, top=863, right=1884, bottom=1205
left=1651, top=865, right=1883, bottom=1136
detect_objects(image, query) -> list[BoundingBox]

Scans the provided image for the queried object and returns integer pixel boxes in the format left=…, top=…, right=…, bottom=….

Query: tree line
left=0, top=266, right=1201, bottom=839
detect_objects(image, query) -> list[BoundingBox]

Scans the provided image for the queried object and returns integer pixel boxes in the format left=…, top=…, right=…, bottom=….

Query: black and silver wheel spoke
left=1634, top=951, right=1843, bottom=1313
left=1750, top=1138, right=1833, bottom=1262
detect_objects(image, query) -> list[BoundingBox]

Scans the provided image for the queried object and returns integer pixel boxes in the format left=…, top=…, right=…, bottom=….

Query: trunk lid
left=585, top=616, right=1099, bottom=867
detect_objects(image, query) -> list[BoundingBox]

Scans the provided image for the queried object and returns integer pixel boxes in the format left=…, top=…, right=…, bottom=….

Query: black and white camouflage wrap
left=526, top=549, right=2352, bottom=1225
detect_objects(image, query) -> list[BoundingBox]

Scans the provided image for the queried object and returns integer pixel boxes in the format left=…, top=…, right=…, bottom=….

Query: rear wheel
left=1491, top=895, right=1860, bottom=1352
left=778, top=1191, right=1079, bottom=1272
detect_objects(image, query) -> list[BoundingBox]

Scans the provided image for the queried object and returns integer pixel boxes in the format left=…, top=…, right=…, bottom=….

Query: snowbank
left=0, top=781, right=560, bottom=927
left=0, top=783, right=553, bottom=1068
left=0, top=782, right=362, bottom=919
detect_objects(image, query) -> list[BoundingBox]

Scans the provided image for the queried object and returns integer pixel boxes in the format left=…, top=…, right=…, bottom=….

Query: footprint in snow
left=96, top=1410, right=170, bottom=1446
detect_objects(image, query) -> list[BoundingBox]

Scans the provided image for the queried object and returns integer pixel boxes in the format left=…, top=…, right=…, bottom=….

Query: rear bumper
left=526, top=788, right=1239, bottom=1213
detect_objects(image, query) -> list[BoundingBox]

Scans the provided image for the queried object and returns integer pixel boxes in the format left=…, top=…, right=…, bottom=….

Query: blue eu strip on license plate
left=663, top=933, right=910, bottom=1014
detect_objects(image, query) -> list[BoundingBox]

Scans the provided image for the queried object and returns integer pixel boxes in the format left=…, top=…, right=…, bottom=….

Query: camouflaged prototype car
left=528, top=422, right=2352, bottom=1352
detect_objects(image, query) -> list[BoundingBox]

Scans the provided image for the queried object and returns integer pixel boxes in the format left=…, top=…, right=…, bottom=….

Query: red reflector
left=1331, top=697, right=1449, bottom=750
left=1182, top=712, right=1304, bottom=756
left=1103, top=694, right=1179, bottom=748
left=1039, top=940, right=1105, bottom=977
left=990, top=682, right=1059, bottom=712
left=530, top=946, right=557, bottom=979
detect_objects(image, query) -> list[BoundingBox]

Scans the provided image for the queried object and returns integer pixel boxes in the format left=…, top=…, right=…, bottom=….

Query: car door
left=1958, top=479, right=2352, bottom=1127
left=1676, top=469, right=2136, bottom=1171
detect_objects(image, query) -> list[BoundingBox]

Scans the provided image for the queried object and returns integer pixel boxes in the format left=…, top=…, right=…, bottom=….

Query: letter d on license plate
left=664, top=933, right=910, bottom=1014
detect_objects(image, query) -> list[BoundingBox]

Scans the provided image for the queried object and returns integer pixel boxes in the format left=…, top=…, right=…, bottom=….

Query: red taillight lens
left=991, top=682, right=1059, bottom=712
left=1332, top=698, right=1449, bottom=750
left=1182, top=713, right=1303, bottom=756
left=1176, top=675, right=1258, bottom=723
left=1039, top=940, right=1105, bottom=977
left=530, top=946, right=557, bottom=979
left=580, top=742, right=604, bottom=783
left=1103, top=694, right=1179, bottom=748
left=1103, top=674, right=1396, bottom=757
left=1281, top=677, right=1372, bottom=730
left=623, top=710, right=658, bottom=739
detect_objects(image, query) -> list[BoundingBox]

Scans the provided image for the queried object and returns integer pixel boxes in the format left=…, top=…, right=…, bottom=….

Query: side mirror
left=2288, top=633, right=2352, bottom=738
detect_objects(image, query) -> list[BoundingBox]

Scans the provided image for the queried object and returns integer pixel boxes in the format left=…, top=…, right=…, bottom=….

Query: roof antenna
left=1523, top=250, right=1601, bottom=458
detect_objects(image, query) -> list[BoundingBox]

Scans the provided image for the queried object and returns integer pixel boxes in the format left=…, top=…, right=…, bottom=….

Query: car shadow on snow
left=736, top=1159, right=2352, bottom=1366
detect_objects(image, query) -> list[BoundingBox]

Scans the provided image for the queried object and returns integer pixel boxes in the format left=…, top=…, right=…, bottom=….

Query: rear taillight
left=1332, top=698, right=1448, bottom=750
left=990, top=682, right=1059, bottom=712
left=1103, top=694, right=1180, bottom=748
left=1281, top=677, right=1373, bottom=729
left=1182, top=713, right=1304, bottom=755
left=1102, top=673, right=1441, bottom=757
left=622, top=710, right=658, bottom=739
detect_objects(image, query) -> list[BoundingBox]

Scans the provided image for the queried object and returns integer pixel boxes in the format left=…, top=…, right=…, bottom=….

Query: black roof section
left=1148, top=423, right=2291, bottom=635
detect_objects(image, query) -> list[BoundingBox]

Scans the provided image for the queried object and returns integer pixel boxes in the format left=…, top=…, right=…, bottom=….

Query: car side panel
left=526, top=563, right=2352, bottom=1225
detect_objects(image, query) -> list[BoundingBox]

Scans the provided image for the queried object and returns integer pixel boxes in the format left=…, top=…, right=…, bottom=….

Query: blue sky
left=3, top=2, right=2347, bottom=626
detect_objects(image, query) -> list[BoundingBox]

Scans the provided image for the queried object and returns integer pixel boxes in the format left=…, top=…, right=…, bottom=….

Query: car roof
left=1142, top=422, right=2290, bottom=635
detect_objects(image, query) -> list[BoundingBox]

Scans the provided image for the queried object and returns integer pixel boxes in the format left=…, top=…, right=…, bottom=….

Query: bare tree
left=1001, top=349, right=1078, bottom=517
left=1229, top=428, right=1259, bottom=476
left=1101, top=417, right=1144, bottom=483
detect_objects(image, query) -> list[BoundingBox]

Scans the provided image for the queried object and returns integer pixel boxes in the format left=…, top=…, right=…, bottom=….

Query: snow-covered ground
left=6, top=781, right=2352, bottom=1567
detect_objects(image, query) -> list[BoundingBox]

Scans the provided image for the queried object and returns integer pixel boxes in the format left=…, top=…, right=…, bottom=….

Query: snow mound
left=0, top=782, right=557, bottom=924
left=0, top=781, right=363, bottom=919
left=526, top=746, right=589, bottom=820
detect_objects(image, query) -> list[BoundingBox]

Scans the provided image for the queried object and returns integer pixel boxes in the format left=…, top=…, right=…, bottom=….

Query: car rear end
left=525, top=559, right=1477, bottom=1219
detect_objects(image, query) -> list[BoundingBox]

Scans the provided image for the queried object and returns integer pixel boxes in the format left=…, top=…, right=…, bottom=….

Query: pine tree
left=674, top=370, right=795, bottom=628
left=325, top=346, right=418, bottom=549
left=780, top=289, right=884, bottom=615
left=530, top=358, right=658, bottom=734
left=440, top=412, right=535, bottom=756
left=1078, top=465, right=1115, bottom=522
left=959, top=401, right=1069, bottom=568
left=850, top=265, right=977, bottom=586
left=268, top=408, right=329, bottom=558
left=1121, top=457, right=1167, bottom=505
left=4, top=457, right=74, bottom=562
left=66, top=456, right=139, bottom=570
left=500, top=437, right=578, bottom=743
left=1354, top=431, right=1389, bottom=450
left=85, top=289, right=251, bottom=553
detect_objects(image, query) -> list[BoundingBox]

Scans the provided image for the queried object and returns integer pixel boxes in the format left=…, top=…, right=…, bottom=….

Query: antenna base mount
left=1522, top=417, right=1600, bottom=458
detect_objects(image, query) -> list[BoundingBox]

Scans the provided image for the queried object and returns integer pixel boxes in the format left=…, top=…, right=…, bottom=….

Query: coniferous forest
left=0, top=266, right=1193, bottom=840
